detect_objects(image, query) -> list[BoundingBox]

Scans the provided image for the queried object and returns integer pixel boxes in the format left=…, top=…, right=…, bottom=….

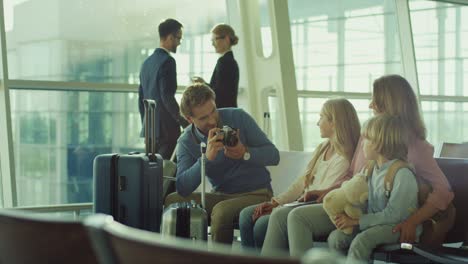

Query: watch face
left=243, top=152, right=251, bottom=160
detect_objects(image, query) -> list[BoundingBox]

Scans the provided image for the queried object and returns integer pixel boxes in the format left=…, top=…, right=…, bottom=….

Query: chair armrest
left=411, top=244, right=468, bottom=264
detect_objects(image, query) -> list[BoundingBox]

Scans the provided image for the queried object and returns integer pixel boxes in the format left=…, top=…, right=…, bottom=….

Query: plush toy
left=323, top=173, right=369, bottom=234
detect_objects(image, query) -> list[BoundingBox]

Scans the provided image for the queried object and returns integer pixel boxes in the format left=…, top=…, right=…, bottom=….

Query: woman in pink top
left=349, top=74, right=454, bottom=245
left=277, top=74, right=454, bottom=257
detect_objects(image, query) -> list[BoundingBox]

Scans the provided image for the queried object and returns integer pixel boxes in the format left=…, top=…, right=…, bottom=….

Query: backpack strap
left=383, top=160, right=411, bottom=198
left=364, top=161, right=375, bottom=180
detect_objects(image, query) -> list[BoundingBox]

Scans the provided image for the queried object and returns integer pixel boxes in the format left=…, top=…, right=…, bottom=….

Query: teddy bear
left=323, top=173, right=369, bottom=234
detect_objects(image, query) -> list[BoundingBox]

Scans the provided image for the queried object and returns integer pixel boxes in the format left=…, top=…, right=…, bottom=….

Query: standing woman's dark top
left=209, top=50, right=239, bottom=108
left=193, top=24, right=240, bottom=108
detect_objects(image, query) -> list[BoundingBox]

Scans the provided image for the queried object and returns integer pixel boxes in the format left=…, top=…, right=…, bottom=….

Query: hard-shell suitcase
left=93, top=99, right=163, bottom=232
left=160, top=143, right=208, bottom=240
left=160, top=200, right=208, bottom=240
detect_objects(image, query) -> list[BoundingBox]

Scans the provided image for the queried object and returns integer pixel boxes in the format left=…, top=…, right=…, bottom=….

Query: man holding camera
left=164, top=83, right=279, bottom=244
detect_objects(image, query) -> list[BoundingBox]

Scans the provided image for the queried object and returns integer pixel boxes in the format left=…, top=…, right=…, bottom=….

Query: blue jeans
left=239, top=204, right=270, bottom=249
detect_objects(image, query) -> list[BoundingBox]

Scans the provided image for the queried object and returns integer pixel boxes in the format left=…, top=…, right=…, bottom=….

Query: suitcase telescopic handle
left=200, top=142, right=207, bottom=209
left=143, top=99, right=157, bottom=157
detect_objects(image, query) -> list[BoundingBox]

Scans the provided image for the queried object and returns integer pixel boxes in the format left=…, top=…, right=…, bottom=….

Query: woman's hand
left=297, top=189, right=327, bottom=202
left=252, top=201, right=278, bottom=223
left=191, top=76, right=206, bottom=83
left=393, top=219, right=417, bottom=243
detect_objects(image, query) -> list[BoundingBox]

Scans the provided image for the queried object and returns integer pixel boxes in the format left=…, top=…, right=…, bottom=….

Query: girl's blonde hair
left=211, top=24, right=239, bottom=46
left=362, top=114, right=408, bottom=161
left=373, top=74, right=426, bottom=140
left=304, top=98, right=361, bottom=186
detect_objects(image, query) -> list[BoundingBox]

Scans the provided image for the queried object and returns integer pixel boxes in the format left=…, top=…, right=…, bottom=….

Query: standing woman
left=193, top=24, right=239, bottom=108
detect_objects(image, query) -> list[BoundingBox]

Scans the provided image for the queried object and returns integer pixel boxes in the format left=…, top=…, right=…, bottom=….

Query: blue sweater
left=175, top=108, right=279, bottom=197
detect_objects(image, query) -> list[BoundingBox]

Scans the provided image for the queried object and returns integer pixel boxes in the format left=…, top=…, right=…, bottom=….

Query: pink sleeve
left=408, top=139, right=454, bottom=210
left=330, top=136, right=367, bottom=188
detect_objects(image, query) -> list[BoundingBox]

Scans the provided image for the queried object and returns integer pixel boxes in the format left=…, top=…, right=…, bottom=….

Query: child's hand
left=335, top=214, right=358, bottom=229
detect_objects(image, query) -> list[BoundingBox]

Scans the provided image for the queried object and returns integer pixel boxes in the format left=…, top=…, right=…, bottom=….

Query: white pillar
left=395, top=0, right=420, bottom=98
left=237, top=0, right=303, bottom=151
left=0, top=0, right=17, bottom=207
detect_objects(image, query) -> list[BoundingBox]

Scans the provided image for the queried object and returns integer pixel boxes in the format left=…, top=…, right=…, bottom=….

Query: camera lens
left=224, top=131, right=238, bottom=147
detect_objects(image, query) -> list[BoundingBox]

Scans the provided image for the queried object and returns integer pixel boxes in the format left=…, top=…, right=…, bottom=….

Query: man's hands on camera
left=224, top=129, right=247, bottom=159
left=206, top=128, right=247, bottom=160
left=206, top=128, right=225, bottom=161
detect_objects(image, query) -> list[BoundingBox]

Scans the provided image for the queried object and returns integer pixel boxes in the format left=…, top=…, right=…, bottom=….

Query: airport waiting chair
left=438, top=142, right=468, bottom=159
left=85, top=214, right=299, bottom=264
left=371, top=158, right=468, bottom=264
left=0, top=209, right=98, bottom=264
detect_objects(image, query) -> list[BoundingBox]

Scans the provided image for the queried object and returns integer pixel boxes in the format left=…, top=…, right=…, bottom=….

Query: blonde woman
left=284, top=74, right=454, bottom=257
left=192, top=24, right=239, bottom=108
left=239, top=98, right=361, bottom=250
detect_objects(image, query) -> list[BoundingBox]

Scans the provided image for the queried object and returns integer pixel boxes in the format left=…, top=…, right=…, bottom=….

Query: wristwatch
left=243, top=147, right=251, bottom=161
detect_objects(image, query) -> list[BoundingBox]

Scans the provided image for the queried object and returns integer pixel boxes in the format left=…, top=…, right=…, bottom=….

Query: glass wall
left=10, top=89, right=140, bottom=206
left=2, top=0, right=229, bottom=206
left=410, top=0, right=468, bottom=145
left=4, top=0, right=227, bottom=85
left=0, top=157, right=3, bottom=207
left=259, top=0, right=273, bottom=58
left=1, top=0, right=5, bottom=207
left=288, top=0, right=402, bottom=150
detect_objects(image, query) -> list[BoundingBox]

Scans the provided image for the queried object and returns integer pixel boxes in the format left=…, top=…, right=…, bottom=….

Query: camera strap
left=190, top=124, right=202, bottom=145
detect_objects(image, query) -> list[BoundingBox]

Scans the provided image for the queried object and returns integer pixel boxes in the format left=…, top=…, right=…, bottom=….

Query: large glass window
left=10, top=89, right=141, bottom=206
left=421, top=101, right=468, bottom=145
left=3, top=0, right=230, bottom=206
left=4, top=0, right=227, bottom=86
left=0, top=153, right=3, bottom=207
left=288, top=0, right=402, bottom=150
left=259, top=0, right=273, bottom=58
left=1, top=2, right=5, bottom=207
left=410, top=1, right=468, bottom=145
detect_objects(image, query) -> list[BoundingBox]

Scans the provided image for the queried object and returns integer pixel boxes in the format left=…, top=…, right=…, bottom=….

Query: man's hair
left=158, top=19, right=183, bottom=39
left=362, top=114, right=408, bottom=161
left=180, top=83, right=216, bottom=118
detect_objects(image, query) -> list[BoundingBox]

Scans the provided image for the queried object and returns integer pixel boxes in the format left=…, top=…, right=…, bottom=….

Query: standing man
left=139, top=18, right=189, bottom=159
left=165, top=83, right=279, bottom=244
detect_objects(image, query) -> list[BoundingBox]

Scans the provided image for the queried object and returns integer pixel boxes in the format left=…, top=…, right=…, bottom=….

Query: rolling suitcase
left=160, top=143, right=208, bottom=240
left=93, top=99, right=163, bottom=232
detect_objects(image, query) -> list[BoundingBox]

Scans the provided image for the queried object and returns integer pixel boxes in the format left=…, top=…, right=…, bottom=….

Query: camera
left=216, top=125, right=239, bottom=147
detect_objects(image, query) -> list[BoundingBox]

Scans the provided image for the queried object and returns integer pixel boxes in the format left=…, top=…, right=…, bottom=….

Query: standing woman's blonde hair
left=211, top=24, right=239, bottom=46
left=304, top=98, right=361, bottom=186
left=373, top=74, right=426, bottom=140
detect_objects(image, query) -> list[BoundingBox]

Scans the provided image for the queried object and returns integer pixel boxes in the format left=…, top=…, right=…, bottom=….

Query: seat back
left=0, top=209, right=98, bottom=264
left=436, top=158, right=468, bottom=244
left=267, top=151, right=313, bottom=195
left=437, top=142, right=468, bottom=158
left=85, top=214, right=299, bottom=264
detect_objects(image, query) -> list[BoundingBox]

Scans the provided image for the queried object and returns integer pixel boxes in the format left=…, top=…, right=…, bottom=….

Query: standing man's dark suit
left=209, top=51, right=239, bottom=108
left=138, top=48, right=188, bottom=159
